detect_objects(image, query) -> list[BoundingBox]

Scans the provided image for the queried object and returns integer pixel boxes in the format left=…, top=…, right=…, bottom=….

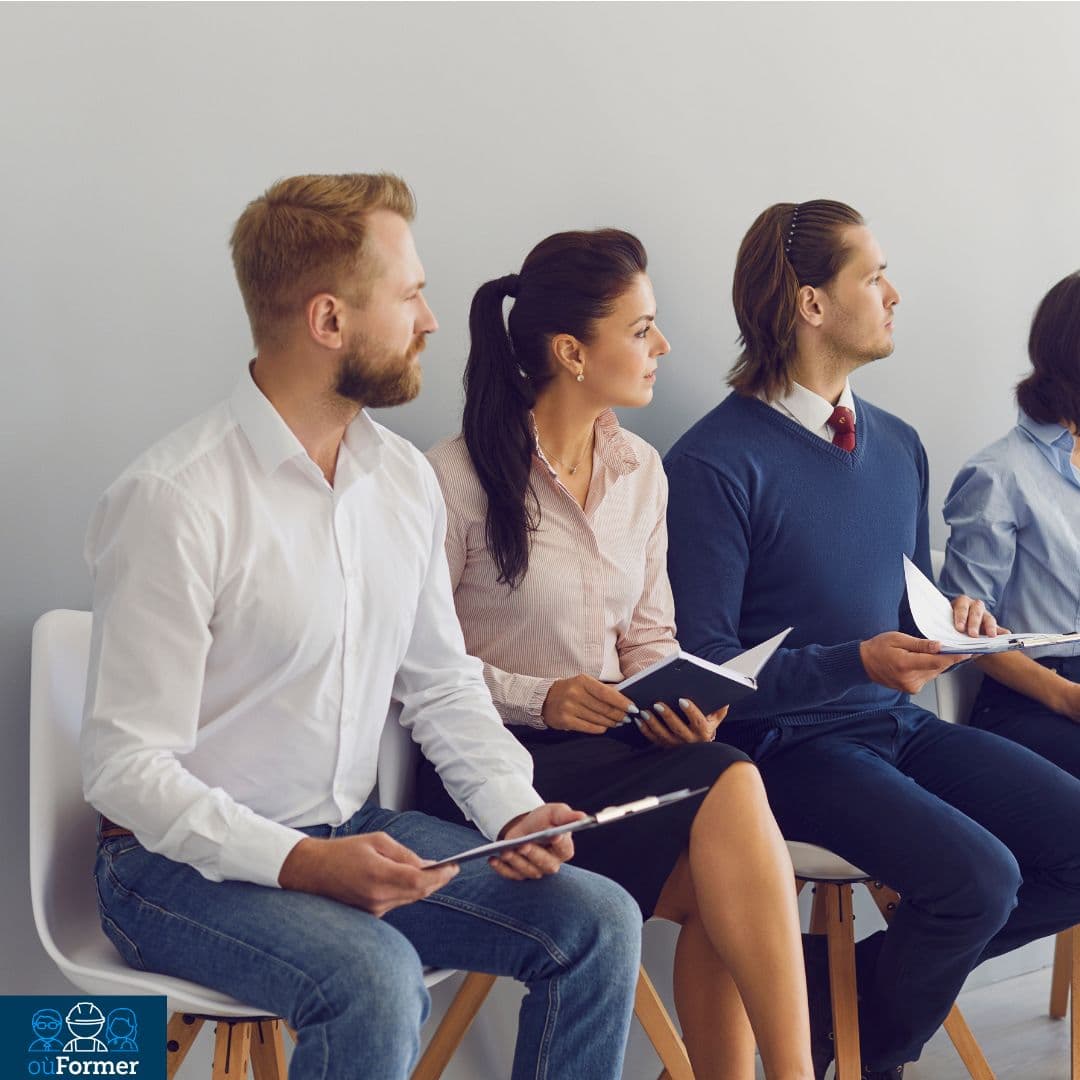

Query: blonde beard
left=335, top=335, right=425, bottom=407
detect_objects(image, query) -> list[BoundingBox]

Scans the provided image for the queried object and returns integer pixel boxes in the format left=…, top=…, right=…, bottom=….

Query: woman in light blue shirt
left=942, top=271, right=1080, bottom=778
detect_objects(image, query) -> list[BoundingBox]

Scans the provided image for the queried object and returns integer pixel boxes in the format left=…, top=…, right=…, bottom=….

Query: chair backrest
left=29, top=606, right=422, bottom=969
left=377, top=704, right=419, bottom=812
left=29, top=609, right=98, bottom=967
left=929, top=549, right=984, bottom=724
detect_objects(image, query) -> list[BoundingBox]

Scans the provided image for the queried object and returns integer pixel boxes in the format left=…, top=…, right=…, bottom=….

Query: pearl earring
left=576, top=371, right=584, bottom=383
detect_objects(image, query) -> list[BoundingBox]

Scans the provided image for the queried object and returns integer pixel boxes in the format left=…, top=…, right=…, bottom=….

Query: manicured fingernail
left=621, top=713, right=634, bottom=725
left=625, top=703, right=640, bottom=715
left=679, top=698, right=691, bottom=711
left=641, top=710, right=653, bottom=723
left=654, top=702, right=666, bottom=714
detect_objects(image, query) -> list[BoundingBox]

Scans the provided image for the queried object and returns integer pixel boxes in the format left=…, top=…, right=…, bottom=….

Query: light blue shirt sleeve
left=942, top=416, right=1080, bottom=654
left=940, top=460, right=1018, bottom=615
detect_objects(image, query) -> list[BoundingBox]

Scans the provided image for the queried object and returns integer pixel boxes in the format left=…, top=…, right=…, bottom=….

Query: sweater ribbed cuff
left=818, top=640, right=870, bottom=695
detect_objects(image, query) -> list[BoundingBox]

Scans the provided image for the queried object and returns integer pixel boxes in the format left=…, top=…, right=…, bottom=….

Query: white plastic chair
left=929, top=549, right=985, bottom=724
left=28, top=609, right=464, bottom=1079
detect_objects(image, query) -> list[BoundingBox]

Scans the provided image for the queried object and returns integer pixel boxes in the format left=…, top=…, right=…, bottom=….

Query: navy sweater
left=664, top=391, right=932, bottom=745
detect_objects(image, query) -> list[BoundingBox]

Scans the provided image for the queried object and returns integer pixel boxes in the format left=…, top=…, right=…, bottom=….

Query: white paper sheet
left=720, top=627, right=794, bottom=678
left=903, top=556, right=1080, bottom=653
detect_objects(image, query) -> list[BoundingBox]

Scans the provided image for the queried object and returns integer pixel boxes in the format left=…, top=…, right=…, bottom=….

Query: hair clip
left=785, top=205, right=801, bottom=255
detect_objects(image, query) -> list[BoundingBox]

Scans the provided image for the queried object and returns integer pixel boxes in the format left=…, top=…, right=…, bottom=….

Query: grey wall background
left=3, top=2, right=1079, bottom=1075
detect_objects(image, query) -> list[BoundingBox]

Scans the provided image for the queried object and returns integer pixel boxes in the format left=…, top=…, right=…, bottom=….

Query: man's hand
left=490, top=803, right=586, bottom=881
left=859, top=632, right=969, bottom=694
left=278, top=833, right=458, bottom=917
left=542, top=674, right=636, bottom=734
left=637, top=699, right=728, bottom=747
left=950, top=595, right=1003, bottom=638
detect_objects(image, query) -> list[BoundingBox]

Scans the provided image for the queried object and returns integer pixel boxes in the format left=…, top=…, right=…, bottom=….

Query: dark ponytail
left=729, top=199, right=863, bottom=401
left=463, top=230, right=647, bottom=587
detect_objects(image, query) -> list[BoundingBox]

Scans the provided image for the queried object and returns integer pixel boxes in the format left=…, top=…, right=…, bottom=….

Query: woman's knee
left=693, top=759, right=773, bottom=833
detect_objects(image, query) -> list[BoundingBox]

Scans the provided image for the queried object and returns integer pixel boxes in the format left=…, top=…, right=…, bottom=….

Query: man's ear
left=306, top=293, right=346, bottom=349
left=796, top=284, right=825, bottom=328
left=550, top=332, right=585, bottom=379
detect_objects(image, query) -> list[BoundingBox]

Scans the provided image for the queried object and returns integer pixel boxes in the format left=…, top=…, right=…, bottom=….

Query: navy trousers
left=970, top=657, right=1080, bottom=781
left=740, top=707, right=1080, bottom=1071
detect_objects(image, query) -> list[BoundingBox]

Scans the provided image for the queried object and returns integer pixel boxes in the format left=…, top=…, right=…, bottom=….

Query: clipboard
left=427, top=787, right=711, bottom=868
left=903, top=556, right=1080, bottom=654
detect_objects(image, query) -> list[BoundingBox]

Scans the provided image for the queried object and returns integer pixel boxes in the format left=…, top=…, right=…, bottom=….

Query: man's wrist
left=278, top=835, right=326, bottom=892
left=498, top=812, right=528, bottom=840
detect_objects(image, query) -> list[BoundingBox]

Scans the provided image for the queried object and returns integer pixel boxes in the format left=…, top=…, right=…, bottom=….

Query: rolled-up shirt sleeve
left=941, top=460, right=1019, bottom=614
left=392, top=478, right=543, bottom=838
left=82, top=473, right=306, bottom=887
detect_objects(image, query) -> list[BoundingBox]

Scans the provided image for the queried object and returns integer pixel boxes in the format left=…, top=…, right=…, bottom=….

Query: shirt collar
left=230, top=365, right=386, bottom=479
left=770, top=380, right=856, bottom=431
left=595, top=410, right=640, bottom=476
left=530, top=409, right=640, bottom=479
left=1017, top=409, right=1074, bottom=451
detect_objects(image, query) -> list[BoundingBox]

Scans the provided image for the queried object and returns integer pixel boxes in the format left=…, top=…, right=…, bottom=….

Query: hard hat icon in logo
left=64, top=1001, right=108, bottom=1053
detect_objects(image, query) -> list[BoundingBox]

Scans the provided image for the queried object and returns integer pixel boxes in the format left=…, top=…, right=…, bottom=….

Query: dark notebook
left=617, top=628, right=792, bottom=716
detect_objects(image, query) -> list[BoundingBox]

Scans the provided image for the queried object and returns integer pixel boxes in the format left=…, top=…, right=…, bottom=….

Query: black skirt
left=415, top=724, right=749, bottom=918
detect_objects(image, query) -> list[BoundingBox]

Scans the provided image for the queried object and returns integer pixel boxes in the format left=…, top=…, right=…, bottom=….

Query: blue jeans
left=742, top=707, right=1080, bottom=1071
left=95, top=804, right=641, bottom=1080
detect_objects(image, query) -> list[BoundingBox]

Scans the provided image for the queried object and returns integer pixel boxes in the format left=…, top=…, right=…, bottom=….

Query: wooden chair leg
left=411, top=971, right=497, bottom=1080
left=166, top=1013, right=204, bottom=1080
left=249, top=1018, right=288, bottom=1080
left=634, top=965, right=693, bottom=1080
left=1051, top=927, right=1072, bottom=1019
left=820, top=883, right=861, bottom=1080
left=808, top=882, right=830, bottom=936
left=941, top=1005, right=995, bottom=1080
left=212, top=1021, right=252, bottom=1079
left=1071, top=926, right=1080, bottom=1080
left=864, top=881, right=995, bottom=1080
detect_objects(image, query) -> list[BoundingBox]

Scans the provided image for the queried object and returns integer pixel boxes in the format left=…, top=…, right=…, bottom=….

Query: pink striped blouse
left=426, top=411, right=679, bottom=729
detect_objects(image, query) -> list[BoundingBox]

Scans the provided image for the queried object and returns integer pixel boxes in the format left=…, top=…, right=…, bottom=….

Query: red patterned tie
left=828, top=405, right=856, bottom=451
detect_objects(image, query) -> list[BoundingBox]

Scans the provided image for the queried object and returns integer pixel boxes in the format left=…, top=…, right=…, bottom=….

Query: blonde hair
left=230, top=173, right=416, bottom=347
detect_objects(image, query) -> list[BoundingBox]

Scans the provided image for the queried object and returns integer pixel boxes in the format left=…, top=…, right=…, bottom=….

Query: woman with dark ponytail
left=943, top=271, right=1080, bottom=778
left=419, top=229, right=814, bottom=1079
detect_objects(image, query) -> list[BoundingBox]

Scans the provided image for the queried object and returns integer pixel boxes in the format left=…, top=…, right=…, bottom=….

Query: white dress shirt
left=82, top=370, right=542, bottom=888
left=765, top=380, right=857, bottom=441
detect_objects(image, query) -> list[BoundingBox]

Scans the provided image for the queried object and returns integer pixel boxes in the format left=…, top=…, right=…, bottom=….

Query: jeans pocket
left=99, top=911, right=147, bottom=971
left=95, top=850, right=147, bottom=971
left=101, top=836, right=143, bottom=861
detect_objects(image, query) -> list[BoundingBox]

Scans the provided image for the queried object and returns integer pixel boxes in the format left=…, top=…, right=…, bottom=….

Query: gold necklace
left=537, top=432, right=592, bottom=476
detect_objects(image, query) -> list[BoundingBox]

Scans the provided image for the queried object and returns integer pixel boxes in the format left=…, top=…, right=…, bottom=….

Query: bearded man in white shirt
left=81, top=173, right=642, bottom=1080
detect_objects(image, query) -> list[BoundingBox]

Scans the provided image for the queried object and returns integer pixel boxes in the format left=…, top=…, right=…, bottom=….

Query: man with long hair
left=665, top=201, right=1080, bottom=1078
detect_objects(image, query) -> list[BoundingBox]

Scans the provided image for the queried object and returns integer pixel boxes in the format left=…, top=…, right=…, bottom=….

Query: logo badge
left=2, top=996, right=165, bottom=1078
